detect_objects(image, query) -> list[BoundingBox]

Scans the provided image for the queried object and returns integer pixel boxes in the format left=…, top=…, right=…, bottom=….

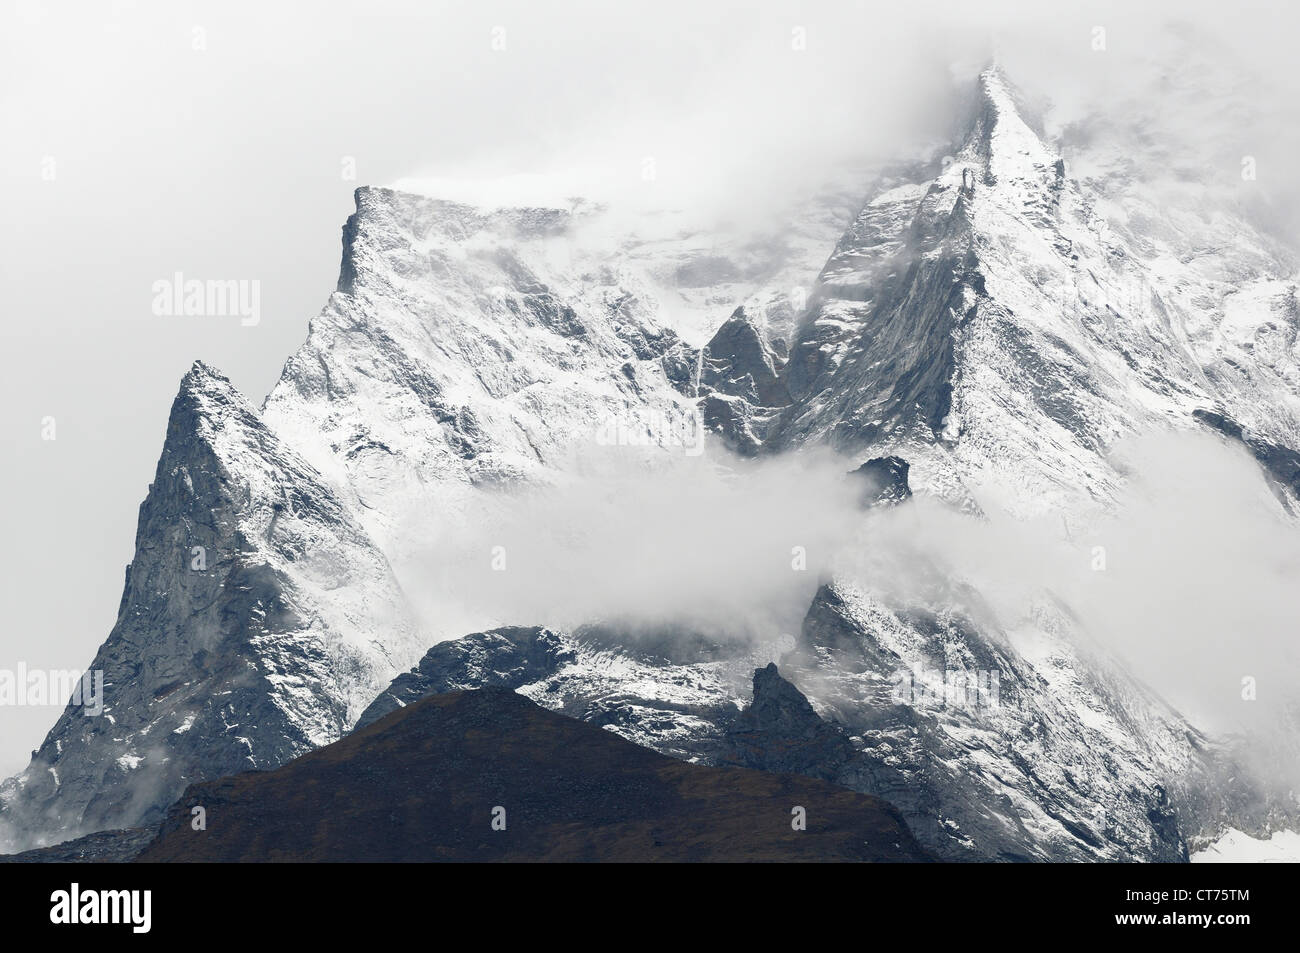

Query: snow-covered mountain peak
left=264, top=184, right=704, bottom=558
left=0, top=360, right=425, bottom=851
left=744, top=63, right=1300, bottom=520
left=173, top=359, right=248, bottom=423
left=171, top=362, right=286, bottom=469
left=337, top=186, right=577, bottom=298
left=178, top=357, right=226, bottom=388
left=971, top=65, right=1053, bottom=157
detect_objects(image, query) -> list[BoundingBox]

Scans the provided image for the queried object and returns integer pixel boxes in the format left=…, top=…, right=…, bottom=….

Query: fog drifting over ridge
left=404, top=428, right=1300, bottom=753
left=385, top=0, right=1300, bottom=244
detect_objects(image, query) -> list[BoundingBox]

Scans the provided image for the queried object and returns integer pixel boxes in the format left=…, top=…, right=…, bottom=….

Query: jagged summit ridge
left=263, top=184, right=702, bottom=556
left=968, top=65, right=1058, bottom=175
left=336, top=187, right=573, bottom=295
left=703, top=64, right=1300, bottom=521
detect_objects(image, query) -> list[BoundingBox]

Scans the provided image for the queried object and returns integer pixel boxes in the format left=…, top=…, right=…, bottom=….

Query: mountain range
left=3, top=65, right=1297, bottom=862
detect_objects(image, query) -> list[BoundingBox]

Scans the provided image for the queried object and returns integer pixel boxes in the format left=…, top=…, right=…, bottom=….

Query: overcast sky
left=2, top=0, right=1297, bottom=776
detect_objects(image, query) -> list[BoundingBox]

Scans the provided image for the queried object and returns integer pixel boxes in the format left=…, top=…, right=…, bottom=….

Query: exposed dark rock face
left=354, top=626, right=573, bottom=731
left=136, top=689, right=929, bottom=863
left=694, top=307, right=792, bottom=454
left=1193, top=408, right=1300, bottom=499
left=358, top=624, right=746, bottom=766
left=720, top=664, right=857, bottom=782
left=851, top=455, right=912, bottom=507
left=700, top=308, right=790, bottom=408
left=699, top=393, right=764, bottom=456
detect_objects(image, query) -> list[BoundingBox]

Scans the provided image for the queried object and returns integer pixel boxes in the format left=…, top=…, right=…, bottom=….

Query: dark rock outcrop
left=0, top=828, right=153, bottom=863
left=700, top=308, right=790, bottom=408
left=354, top=626, right=573, bottom=731
left=721, top=664, right=857, bottom=781
left=851, top=455, right=913, bottom=507
left=1193, top=408, right=1300, bottom=499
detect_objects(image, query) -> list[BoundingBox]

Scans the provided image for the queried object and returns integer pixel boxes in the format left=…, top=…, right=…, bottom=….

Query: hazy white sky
left=2, top=0, right=1297, bottom=776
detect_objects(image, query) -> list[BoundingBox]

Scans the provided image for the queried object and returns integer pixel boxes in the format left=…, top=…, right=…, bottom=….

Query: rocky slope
left=0, top=828, right=153, bottom=863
